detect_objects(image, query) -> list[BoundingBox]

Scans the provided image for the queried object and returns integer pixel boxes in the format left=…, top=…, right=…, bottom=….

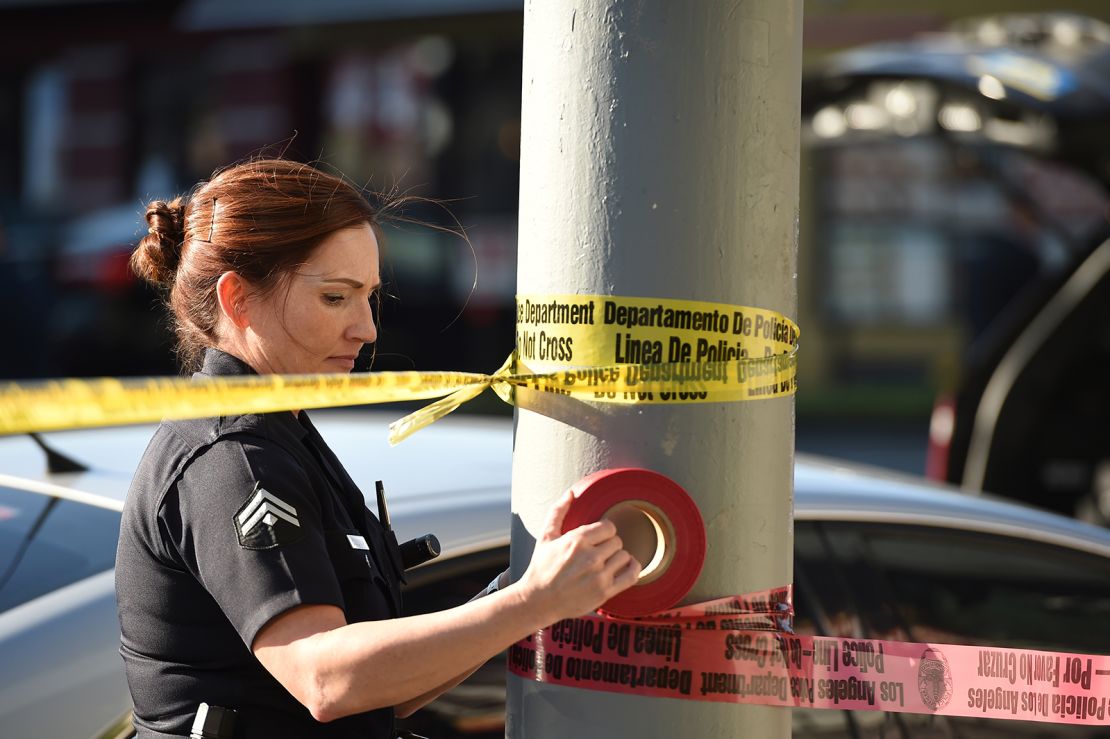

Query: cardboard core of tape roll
left=563, top=468, right=706, bottom=617
left=601, top=499, right=675, bottom=585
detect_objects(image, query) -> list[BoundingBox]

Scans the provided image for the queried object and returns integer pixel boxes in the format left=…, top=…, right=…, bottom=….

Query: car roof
left=0, top=410, right=514, bottom=507
left=801, top=14, right=1110, bottom=189
left=0, top=411, right=518, bottom=559
left=804, top=13, right=1110, bottom=120
left=2, top=411, right=1109, bottom=560
left=793, top=456, right=1110, bottom=557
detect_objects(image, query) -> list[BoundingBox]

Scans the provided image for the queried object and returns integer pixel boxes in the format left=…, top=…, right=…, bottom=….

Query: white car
left=1, top=412, right=1108, bottom=738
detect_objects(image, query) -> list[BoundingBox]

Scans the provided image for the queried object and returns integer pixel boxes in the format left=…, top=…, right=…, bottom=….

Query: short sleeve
left=160, top=437, right=344, bottom=648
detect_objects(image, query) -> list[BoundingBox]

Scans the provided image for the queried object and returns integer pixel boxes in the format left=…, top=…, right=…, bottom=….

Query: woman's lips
left=329, top=356, right=357, bottom=370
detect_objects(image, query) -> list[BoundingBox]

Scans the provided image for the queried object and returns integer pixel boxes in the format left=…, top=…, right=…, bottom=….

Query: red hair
left=131, top=159, right=378, bottom=371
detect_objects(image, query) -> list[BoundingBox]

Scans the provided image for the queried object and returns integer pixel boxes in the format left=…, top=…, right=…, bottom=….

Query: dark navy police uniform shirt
left=116, top=349, right=404, bottom=739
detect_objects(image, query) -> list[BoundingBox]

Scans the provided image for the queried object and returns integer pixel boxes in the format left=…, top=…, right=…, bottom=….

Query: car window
left=793, top=520, right=1110, bottom=738
left=0, top=485, right=121, bottom=613
left=817, top=521, right=1110, bottom=652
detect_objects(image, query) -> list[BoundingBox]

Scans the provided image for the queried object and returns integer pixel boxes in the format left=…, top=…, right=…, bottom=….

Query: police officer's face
left=246, top=224, right=380, bottom=375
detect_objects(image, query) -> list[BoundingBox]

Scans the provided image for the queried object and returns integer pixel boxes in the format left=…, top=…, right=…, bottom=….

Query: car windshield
left=0, top=485, right=120, bottom=613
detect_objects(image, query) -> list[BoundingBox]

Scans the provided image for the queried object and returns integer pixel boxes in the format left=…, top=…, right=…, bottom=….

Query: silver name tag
left=347, top=534, right=370, bottom=551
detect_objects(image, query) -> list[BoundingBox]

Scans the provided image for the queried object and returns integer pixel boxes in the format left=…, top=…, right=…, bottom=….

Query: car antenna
left=27, top=433, right=89, bottom=473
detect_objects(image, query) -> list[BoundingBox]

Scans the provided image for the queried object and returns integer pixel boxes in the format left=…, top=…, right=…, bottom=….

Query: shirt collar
left=194, top=347, right=309, bottom=441
left=195, top=347, right=256, bottom=378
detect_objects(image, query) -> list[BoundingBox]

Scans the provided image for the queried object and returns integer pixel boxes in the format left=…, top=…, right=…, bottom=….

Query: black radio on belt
left=190, top=703, right=236, bottom=739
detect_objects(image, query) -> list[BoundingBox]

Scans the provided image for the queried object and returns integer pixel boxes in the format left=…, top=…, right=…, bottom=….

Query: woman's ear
left=215, top=271, right=251, bottom=330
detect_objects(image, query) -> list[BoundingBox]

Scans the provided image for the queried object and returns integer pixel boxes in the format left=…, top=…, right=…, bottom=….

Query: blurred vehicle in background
left=0, top=203, right=176, bottom=380
left=0, top=212, right=60, bottom=380
left=49, top=205, right=177, bottom=378
left=803, top=13, right=1110, bottom=525
left=2, top=416, right=1109, bottom=737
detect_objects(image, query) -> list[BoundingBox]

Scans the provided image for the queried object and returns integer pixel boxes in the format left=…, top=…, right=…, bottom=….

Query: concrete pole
left=508, top=1, right=802, bottom=737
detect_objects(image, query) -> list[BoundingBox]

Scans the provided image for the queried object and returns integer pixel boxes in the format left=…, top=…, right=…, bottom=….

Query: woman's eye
left=323, top=294, right=345, bottom=305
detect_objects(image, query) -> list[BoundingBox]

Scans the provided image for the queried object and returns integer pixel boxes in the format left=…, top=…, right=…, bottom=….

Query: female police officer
left=115, top=159, right=640, bottom=738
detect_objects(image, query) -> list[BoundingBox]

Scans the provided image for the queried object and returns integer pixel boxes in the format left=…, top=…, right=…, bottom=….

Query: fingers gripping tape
left=562, top=468, right=705, bottom=618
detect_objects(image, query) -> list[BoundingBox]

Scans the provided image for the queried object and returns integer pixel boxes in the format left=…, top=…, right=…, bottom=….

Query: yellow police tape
left=0, top=294, right=798, bottom=444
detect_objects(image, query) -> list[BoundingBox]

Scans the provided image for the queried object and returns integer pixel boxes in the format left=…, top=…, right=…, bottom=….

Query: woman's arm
left=393, top=568, right=513, bottom=719
left=253, top=491, right=639, bottom=723
left=392, top=653, right=489, bottom=719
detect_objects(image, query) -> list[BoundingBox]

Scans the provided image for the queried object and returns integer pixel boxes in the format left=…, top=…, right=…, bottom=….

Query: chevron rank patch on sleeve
left=235, top=484, right=305, bottom=549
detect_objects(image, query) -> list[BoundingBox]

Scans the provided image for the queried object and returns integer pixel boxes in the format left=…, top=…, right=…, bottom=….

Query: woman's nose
left=349, top=300, right=377, bottom=344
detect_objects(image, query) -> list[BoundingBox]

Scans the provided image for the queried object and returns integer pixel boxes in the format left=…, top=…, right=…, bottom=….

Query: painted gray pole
left=508, top=1, right=802, bottom=737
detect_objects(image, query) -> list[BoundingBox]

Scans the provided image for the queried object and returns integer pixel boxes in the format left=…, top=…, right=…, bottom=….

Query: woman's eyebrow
left=316, top=276, right=382, bottom=290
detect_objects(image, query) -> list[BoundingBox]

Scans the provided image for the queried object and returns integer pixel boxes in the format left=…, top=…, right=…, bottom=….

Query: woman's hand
left=517, top=489, right=641, bottom=624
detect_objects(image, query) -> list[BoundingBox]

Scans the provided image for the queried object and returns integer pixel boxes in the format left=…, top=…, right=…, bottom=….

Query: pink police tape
left=507, top=586, right=1110, bottom=725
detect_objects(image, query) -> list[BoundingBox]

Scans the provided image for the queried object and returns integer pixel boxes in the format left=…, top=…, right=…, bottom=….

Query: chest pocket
left=323, top=530, right=400, bottom=621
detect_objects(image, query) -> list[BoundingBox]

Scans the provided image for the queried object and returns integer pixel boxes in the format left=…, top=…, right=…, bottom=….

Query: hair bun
left=131, top=197, right=187, bottom=287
